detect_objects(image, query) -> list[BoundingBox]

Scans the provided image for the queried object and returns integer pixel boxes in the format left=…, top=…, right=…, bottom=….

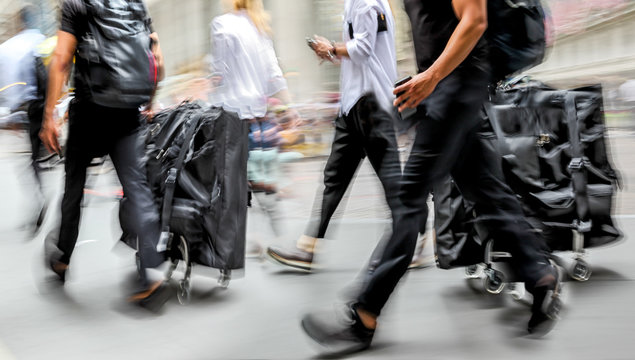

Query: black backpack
left=77, top=0, right=157, bottom=108
left=487, top=0, right=547, bottom=82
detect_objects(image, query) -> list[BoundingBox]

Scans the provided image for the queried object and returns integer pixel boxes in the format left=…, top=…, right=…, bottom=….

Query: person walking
left=210, top=0, right=291, bottom=262
left=266, top=0, right=426, bottom=272
left=0, top=5, right=47, bottom=233
left=40, top=0, right=169, bottom=309
left=300, top=0, right=564, bottom=354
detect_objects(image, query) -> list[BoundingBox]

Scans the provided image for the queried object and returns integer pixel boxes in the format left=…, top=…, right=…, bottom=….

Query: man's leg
left=306, top=115, right=366, bottom=239
left=267, top=115, right=364, bottom=270
left=451, top=129, right=552, bottom=288
left=356, top=105, right=469, bottom=316
left=300, top=101, right=473, bottom=353
left=54, top=103, right=95, bottom=268
left=109, top=127, right=163, bottom=288
left=450, top=128, right=562, bottom=334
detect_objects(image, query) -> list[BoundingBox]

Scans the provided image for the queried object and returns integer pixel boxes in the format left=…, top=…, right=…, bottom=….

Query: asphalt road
left=0, top=129, right=634, bottom=360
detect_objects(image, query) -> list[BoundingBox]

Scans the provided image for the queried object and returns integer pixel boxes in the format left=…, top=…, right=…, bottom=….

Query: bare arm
left=149, top=32, right=165, bottom=82
left=393, top=0, right=487, bottom=111
left=40, top=30, right=77, bottom=154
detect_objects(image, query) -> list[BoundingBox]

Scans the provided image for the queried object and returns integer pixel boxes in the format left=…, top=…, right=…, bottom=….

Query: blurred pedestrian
left=40, top=0, right=170, bottom=309
left=210, top=0, right=290, bottom=261
left=300, top=0, right=564, bottom=354
left=246, top=105, right=283, bottom=257
left=0, top=5, right=47, bottom=233
left=266, top=0, right=430, bottom=272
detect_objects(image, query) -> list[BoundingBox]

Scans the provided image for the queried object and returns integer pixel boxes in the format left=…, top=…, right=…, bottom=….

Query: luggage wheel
left=569, top=258, right=591, bottom=282
left=170, top=235, right=192, bottom=304
left=483, top=268, right=505, bottom=294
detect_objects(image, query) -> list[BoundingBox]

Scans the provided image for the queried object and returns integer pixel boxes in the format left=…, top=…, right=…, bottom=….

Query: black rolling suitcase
left=434, top=79, right=621, bottom=290
left=120, top=101, right=249, bottom=303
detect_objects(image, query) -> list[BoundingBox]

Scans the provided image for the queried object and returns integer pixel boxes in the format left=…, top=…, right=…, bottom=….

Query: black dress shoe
left=301, top=304, right=375, bottom=355
left=267, top=246, right=314, bottom=272
left=528, top=265, right=563, bottom=336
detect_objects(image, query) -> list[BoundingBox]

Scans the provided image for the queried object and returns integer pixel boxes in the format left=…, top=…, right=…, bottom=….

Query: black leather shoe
left=301, top=304, right=375, bottom=355
left=267, top=246, right=314, bottom=272
left=528, top=265, right=563, bottom=336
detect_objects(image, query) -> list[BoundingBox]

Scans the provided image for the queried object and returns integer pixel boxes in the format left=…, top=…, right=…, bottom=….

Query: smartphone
left=394, top=76, right=416, bottom=119
left=394, top=75, right=412, bottom=99
left=306, top=37, right=318, bottom=50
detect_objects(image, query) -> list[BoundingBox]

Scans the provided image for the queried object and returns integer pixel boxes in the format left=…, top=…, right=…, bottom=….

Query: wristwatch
left=330, top=40, right=337, bottom=56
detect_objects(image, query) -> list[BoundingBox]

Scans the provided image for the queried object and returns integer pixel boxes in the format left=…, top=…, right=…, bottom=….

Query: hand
left=393, top=70, right=441, bottom=112
left=40, top=114, right=60, bottom=155
left=311, top=35, right=335, bottom=62
left=141, top=107, right=154, bottom=123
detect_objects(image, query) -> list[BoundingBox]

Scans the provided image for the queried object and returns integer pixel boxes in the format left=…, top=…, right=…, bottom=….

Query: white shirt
left=340, top=0, right=397, bottom=115
left=210, top=11, right=287, bottom=120
left=0, top=29, right=45, bottom=111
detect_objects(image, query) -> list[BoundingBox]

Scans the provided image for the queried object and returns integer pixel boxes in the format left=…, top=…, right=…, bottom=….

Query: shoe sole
left=266, top=250, right=314, bottom=272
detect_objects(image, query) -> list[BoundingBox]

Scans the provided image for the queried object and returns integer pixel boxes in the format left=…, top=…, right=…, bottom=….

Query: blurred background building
left=1, top=0, right=634, bottom=123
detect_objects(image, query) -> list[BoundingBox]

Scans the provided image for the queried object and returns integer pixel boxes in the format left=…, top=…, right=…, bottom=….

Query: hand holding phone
left=394, top=75, right=416, bottom=119
left=306, top=36, right=334, bottom=61
left=306, top=37, right=318, bottom=50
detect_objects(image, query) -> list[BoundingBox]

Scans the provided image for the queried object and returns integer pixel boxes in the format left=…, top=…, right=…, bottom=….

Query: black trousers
left=357, top=66, right=552, bottom=316
left=27, top=99, right=44, bottom=187
left=54, top=99, right=163, bottom=286
left=304, top=94, right=404, bottom=239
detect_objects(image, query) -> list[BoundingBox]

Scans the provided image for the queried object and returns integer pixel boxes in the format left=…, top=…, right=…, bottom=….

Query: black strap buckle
left=568, top=157, right=585, bottom=171
left=165, top=168, right=177, bottom=184
left=574, top=219, right=592, bottom=233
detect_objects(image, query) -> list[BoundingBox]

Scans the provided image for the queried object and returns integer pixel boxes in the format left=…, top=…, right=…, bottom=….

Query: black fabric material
left=434, top=81, right=622, bottom=268
left=487, top=81, right=621, bottom=250
left=158, top=111, right=202, bottom=252
left=486, top=0, right=546, bottom=81
left=60, top=0, right=91, bottom=101
left=403, top=0, right=488, bottom=73
left=62, top=0, right=155, bottom=106
left=120, top=102, right=248, bottom=270
left=356, top=64, right=552, bottom=317
left=54, top=98, right=162, bottom=287
left=304, top=94, right=402, bottom=240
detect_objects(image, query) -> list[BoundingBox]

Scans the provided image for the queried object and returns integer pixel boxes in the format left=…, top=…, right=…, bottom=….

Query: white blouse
left=340, top=0, right=397, bottom=115
left=210, top=11, right=287, bottom=120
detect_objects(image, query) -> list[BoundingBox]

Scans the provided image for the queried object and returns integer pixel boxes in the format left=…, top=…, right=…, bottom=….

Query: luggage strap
left=156, top=111, right=203, bottom=252
left=564, top=92, right=591, bottom=232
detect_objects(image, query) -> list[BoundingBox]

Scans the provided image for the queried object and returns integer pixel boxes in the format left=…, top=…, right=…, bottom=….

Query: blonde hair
left=233, top=0, right=272, bottom=35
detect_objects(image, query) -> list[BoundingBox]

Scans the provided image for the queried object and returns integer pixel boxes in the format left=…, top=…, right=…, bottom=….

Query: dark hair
left=19, top=4, right=38, bottom=30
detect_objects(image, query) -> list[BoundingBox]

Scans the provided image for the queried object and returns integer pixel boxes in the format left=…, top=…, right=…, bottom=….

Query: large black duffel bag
left=435, top=79, right=622, bottom=269
left=120, top=101, right=248, bottom=270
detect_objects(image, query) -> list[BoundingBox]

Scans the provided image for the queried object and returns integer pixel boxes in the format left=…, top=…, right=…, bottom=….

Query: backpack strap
left=156, top=111, right=203, bottom=252
left=565, top=92, right=592, bottom=233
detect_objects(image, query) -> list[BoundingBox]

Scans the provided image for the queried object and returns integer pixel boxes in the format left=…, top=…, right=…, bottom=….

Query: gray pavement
left=0, top=129, right=635, bottom=359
